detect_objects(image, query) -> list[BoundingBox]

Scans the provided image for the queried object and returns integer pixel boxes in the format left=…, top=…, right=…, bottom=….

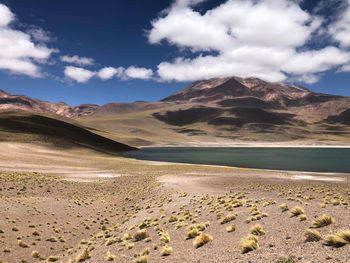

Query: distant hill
left=2, top=76, right=350, bottom=146
left=0, top=111, right=136, bottom=153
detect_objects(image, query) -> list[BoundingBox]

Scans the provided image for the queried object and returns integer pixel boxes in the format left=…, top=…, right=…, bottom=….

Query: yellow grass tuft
left=144, top=237, right=152, bottom=243
left=106, top=251, right=116, bottom=261
left=311, top=214, right=334, bottom=228
left=337, top=230, right=350, bottom=243
left=226, top=225, right=236, bottom=232
left=240, top=234, right=259, bottom=254
left=161, top=245, right=173, bottom=256
left=160, top=232, right=170, bottom=243
left=122, top=233, right=132, bottom=240
left=31, top=250, right=40, bottom=258
left=299, top=214, right=307, bottom=221
left=305, top=229, right=322, bottom=242
left=185, top=228, right=201, bottom=240
left=47, top=256, right=60, bottom=262
left=280, top=203, right=289, bottom=212
left=290, top=206, right=304, bottom=217
left=250, top=224, right=265, bottom=236
left=324, top=234, right=347, bottom=247
left=126, top=243, right=135, bottom=249
left=18, top=240, right=29, bottom=248
left=220, top=214, right=237, bottom=224
left=134, top=229, right=149, bottom=241
left=193, top=233, right=213, bottom=248
left=134, top=255, right=148, bottom=263
left=76, top=248, right=90, bottom=262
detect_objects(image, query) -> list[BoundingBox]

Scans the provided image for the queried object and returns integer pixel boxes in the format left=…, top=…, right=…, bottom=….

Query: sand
left=0, top=142, right=349, bottom=263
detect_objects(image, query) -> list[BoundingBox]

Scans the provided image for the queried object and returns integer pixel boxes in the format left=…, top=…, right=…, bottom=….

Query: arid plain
left=0, top=141, right=349, bottom=263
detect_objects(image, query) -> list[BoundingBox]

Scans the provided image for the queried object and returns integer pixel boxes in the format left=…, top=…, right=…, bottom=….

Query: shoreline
left=125, top=157, right=350, bottom=179
left=141, top=144, right=350, bottom=148
left=139, top=141, right=350, bottom=148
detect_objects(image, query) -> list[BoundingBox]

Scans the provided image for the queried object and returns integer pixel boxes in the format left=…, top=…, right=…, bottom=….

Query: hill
left=0, top=111, right=136, bottom=153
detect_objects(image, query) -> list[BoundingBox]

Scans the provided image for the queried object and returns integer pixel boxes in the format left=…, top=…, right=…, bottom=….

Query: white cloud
left=282, top=47, right=350, bottom=74
left=64, top=66, right=95, bottom=83
left=149, top=0, right=350, bottom=83
left=60, top=55, right=94, bottom=66
left=0, top=4, right=56, bottom=77
left=97, top=66, right=123, bottom=80
left=291, top=74, right=321, bottom=84
left=65, top=65, right=153, bottom=83
left=27, top=27, right=54, bottom=43
left=123, top=66, right=153, bottom=80
left=329, top=0, right=350, bottom=48
left=0, top=3, right=13, bottom=27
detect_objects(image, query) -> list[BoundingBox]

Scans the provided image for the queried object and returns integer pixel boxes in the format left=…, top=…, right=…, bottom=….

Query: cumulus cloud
left=60, top=55, right=94, bottom=66
left=123, top=66, right=153, bottom=80
left=64, top=66, right=95, bottom=83
left=65, top=65, right=153, bottom=83
left=97, top=66, right=123, bottom=80
left=329, top=0, right=350, bottom=48
left=0, top=4, right=56, bottom=77
left=149, top=0, right=350, bottom=83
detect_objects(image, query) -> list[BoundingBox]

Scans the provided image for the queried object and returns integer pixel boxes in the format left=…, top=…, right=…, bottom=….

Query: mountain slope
left=2, top=76, right=350, bottom=146
left=0, top=111, right=136, bottom=153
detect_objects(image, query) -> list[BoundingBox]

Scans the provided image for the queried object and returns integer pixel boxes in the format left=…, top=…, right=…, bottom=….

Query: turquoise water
left=121, top=147, right=350, bottom=173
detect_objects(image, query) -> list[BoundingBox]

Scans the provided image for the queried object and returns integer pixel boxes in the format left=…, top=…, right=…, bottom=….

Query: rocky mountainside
left=1, top=77, right=349, bottom=121
left=0, top=88, right=168, bottom=118
left=0, top=89, right=99, bottom=118
left=163, top=77, right=311, bottom=105
left=2, top=77, right=350, bottom=145
left=156, top=77, right=350, bottom=126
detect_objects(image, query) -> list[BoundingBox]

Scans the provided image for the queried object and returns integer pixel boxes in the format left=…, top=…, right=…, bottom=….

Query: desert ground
left=0, top=142, right=349, bottom=263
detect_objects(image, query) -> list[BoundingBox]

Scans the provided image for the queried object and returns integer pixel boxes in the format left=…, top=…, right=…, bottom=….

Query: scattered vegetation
left=240, top=234, right=259, bottom=254
left=299, top=214, right=307, bottom=221
left=290, top=206, right=304, bottom=217
left=76, top=249, right=90, bottom=262
left=106, top=251, right=116, bottom=261
left=305, top=229, right=322, bottom=242
left=161, top=245, right=173, bottom=256
left=134, top=229, right=149, bottom=241
left=47, top=256, right=60, bottom=262
left=251, top=224, right=265, bottom=236
left=226, top=225, right=236, bottom=232
left=134, top=255, right=148, bottom=263
left=276, top=257, right=296, bottom=263
left=311, top=214, right=334, bottom=228
left=324, top=230, right=350, bottom=247
left=220, top=214, right=237, bottom=224
left=279, top=204, right=289, bottom=212
left=193, top=233, right=213, bottom=248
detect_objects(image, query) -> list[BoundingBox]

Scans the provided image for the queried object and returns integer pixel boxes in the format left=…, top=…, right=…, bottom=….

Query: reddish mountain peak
left=162, top=76, right=311, bottom=105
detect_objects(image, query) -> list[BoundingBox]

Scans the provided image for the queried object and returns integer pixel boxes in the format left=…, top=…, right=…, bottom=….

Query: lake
left=120, top=147, right=350, bottom=173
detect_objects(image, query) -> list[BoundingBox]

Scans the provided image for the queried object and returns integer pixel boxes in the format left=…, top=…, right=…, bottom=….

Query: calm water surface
left=121, top=147, right=350, bottom=173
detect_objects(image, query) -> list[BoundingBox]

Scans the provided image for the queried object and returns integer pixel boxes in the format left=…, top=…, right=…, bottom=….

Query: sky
left=0, top=0, right=350, bottom=105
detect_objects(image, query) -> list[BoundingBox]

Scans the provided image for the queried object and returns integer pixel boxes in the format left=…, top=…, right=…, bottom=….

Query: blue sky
left=0, top=0, right=350, bottom=105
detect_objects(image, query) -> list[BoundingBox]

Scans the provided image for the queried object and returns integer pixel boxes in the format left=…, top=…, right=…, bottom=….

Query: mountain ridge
left=0, top=76, right=348, bottom=119
left=2, top=76, right=350, bottom=146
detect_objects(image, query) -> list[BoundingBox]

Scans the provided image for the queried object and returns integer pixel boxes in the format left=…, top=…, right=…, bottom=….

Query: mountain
left=0, top=89, right=165, bottom=118
left=154, top=76, right=350, bottom=128
left=162, top=77, right=311, bottom=106
left=2, top=76, right=350, bottom=146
